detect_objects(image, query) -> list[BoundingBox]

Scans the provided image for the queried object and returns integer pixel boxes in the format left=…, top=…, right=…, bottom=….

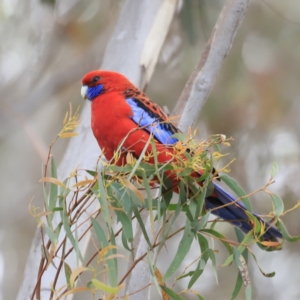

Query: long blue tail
left=205, top=184, right=282, bottom=240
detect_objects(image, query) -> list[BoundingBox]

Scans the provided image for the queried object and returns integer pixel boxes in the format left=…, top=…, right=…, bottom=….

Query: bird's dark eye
left=92, top=76, right=100, bottom=82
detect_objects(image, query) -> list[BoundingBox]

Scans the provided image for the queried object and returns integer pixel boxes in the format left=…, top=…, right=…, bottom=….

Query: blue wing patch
left=126, top=98, right=178, bottom=145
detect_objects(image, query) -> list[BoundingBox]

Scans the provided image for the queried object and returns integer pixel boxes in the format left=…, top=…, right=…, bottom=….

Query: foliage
left=30, top=106, right=300, bottom=300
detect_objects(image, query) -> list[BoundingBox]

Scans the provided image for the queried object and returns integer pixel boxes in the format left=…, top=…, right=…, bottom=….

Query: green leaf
left=157, top=197, right=182, bottom=255
left=191, top=211, right=210, bottom=232
left=109, top=192, right=133, bottom=243
left=62, top=210, right=84, bottom=263
left=106, top=164, right=133, bottom=173
left=222, top=230, right=253, bottom=267
left=58, top=178, right=68, bottom=220
left=207, top=248, right=218, bottom=284
left=109, top=228, right=118, bottom=276
left=219, top=174, right=252, bottom=212
left=177, top=270, right=195, bottom=280
left=197, top=233, right=209, bottom=253
left=165, top=220, right=194, bottom=279
left=85, top=169, right=97, bottom=177
left=179, top=181, right=188, bottom=206
left=188, top=258, right=207, bottom=288
left=233, top=247, right=251, bottom=299
left=270, top=193, right=284, bottom=219
left=160, top=286, right=185, bottom=300
left=194, top=186, right=207, bottom=219
left=200, top=229, right=233, bottom=255
left=162, top=176, right=173, bottom=208
left=64, top=262, right=72, bottom=288
left=141, top=170, right=155, bottom=234
left=137, top=162, right=157, bottom=177
left=245, top=285, right=252, bottom=300
left=54, top=223, right=63, bottom=242
left=234, top=227, right=248, bottom=261
left=189, top=198, right=197, bottom=219
left=52, top=207, right=63, bottom=211
left=231, top=272, right=243, bottom=300
left=179, top=181, right=193, bottom=221
left=277, top=219, right=300, bottom=242
left=234, top=227, right=245, bottom=244
left=132, top=207, right=152, bottom=249
left=43, top=225, right=58, bottom=245
left=111, top=182, right=132, bottom=216
left=74, top=223, right=80, bottom=266
left=232, top=247, right=242, bottom=268
left=48, top=157, right=58, bottom=223
left=127, top=135, right=152, bottom=181
left=270, top=161, right=278, bottom=178
left=91, top=218, right=117, bottom=286
left=116, top=210, right=133, bottom=242
left=121, top=230, right=132, bottom=251
left=249, top=250, right=275, bottom=278
left=96, top=167, right=111, bottom=230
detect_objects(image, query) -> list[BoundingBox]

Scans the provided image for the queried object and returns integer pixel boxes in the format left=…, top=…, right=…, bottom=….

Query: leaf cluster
left=31, top=107, right=300, bottom=300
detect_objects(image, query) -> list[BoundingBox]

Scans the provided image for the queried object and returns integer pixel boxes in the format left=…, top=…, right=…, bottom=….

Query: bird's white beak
left=81, top=85, right=88, bottom=100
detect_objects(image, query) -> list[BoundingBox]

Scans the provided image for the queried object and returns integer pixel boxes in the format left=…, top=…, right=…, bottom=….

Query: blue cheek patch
left=126, top=98, right=178, bottom=145
left=87, top=84, right=104, bottom=100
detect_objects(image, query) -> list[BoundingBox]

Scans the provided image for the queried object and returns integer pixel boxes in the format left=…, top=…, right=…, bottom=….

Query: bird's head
left=81, top=70, right=135, bottom=101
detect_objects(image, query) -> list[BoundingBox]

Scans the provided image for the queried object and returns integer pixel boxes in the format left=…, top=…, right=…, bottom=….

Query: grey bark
left=174, top=0, right=252, bottom=131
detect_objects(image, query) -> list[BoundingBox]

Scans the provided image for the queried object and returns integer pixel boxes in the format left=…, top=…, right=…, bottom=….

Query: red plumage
left=82, top=70, right=176, bottom=167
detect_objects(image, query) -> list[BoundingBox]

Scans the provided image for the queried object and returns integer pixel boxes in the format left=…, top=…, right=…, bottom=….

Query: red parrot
left=81, top=70, right=282, bottom=242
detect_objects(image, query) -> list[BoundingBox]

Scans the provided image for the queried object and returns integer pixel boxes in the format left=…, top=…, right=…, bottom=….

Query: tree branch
left=173, top=0, right=252, bottom=132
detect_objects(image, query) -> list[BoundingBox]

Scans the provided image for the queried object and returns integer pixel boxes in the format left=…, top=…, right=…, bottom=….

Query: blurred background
left=1, top=0, right=300, bottom=299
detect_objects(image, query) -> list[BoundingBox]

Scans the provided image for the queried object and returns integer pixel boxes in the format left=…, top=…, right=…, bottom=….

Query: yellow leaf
left=155, top=267, right=170, bottom=299
left=70, top=267, right=89, bottom=289
left=259, top=241, right=281, bottom=247
left=60, top=286, right=91, bottom=297
left=105, top=254, right=126, bottom=261
left=175, top=141, right=183, bottom=150
left=219, top=134, right=226, bottom=142
left=120, top=179, right=144, bottom=203
left=126, top=152, right=134, bottom=164
left=72, top=179, right=96, bottom=188
left=91, top=279, right=123, bottom=293
left=39, top=177, right=66, bottom=188
left=63, top=111, right=68, bottom=125
left=45, top=244, right=56, bottom=270
left=59, top=132, right=79, bottom=138
left=97, top=245, right=117, bottom=261
left=36, top=211, right=53, bottom=217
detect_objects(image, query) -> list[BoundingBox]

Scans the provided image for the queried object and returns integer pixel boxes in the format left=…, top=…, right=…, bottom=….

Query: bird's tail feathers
left=205, top=184, right=282, bottom=241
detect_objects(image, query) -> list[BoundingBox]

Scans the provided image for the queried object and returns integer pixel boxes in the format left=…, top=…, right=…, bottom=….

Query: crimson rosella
left=81, top=70, right=282, bottom=242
